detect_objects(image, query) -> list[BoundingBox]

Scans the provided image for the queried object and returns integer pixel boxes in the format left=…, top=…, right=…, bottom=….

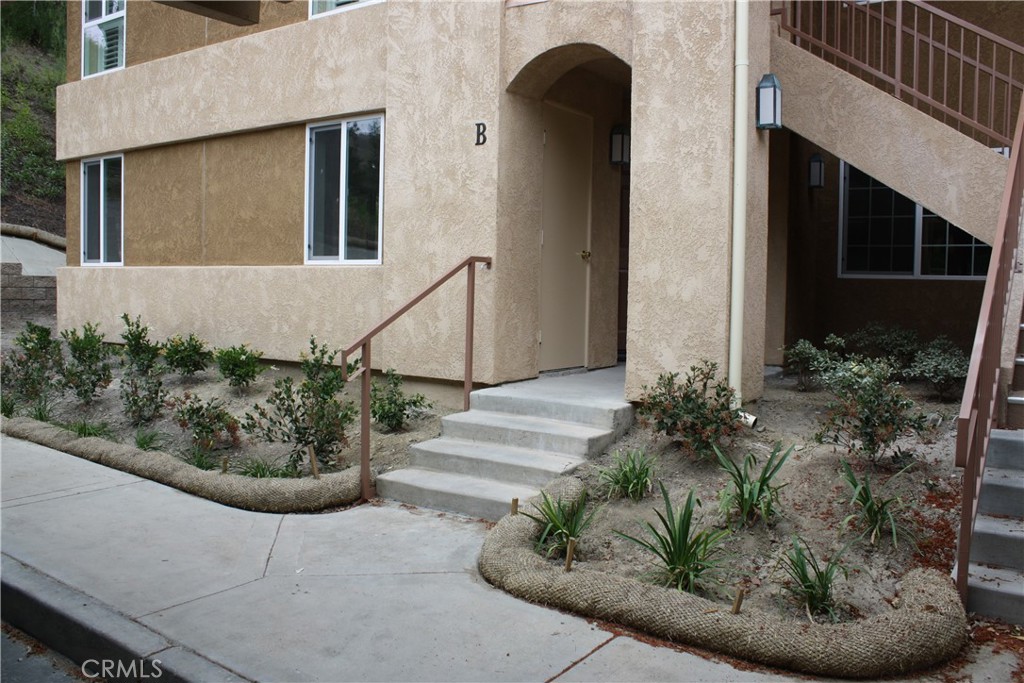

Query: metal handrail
left=954, top=96, right=1024, bottom=602
left=341, top=255, right=492, bottom=502
left=775, top=0, right=1024, bottom=148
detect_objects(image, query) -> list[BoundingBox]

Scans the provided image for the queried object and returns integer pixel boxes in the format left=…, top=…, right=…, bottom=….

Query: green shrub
left=909, top=337, right=969, bottom=401
left=783, top=338, right=842, bottom=391
left=120, top=314, right=163, bottom=374
left=840, top=460, right=915, bottom=549
left=598, top=449, right=656, bottom=502
left=370, top=369, right=431, bottom=432
left=242, top=337, right=356, bottom=472
left=1, top=321, right=63, bottom=406
left=715, top=444, right=790, bottom=528
left=214, top=344, right=265, bottom=391
left=615, top=483, right=729, bottom=593
left=637, top=361, right=741, bottom=457
left=167, top=393, right=240, bottom=452
left=164, top=333, right=212, bottom=379
left=60, top=323, right=115, bottom=404
left=120, top=372, right=166, bottom=425
left=521, top=490, right=600, bottom=559
left=846, top=322, right=920, bottom=374
left=780, top=536, right=850, bottom=622
left=816, top=357, right=923, bottom=464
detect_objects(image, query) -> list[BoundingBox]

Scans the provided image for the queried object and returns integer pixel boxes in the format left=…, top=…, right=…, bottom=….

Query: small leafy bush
left=168, top=393, right=240, bottom=452
left=615, top=483, right=729, bottom=593
left=780, top=536, right=850, bottom=622
left=840, top=460, right=915, bottom=548
left=846, top=322, right=920, bottom=375
left=783, top=338, right=842, bottom=391
left=370, top=369, right=431, bottom=432
left=909, top=337, right=969, bottom=401
left=816, top=357, right=923, bottom=464
left=214, top=344, right=265, bottom=391
left=242, top=337, right=355, bottom=472
left=120, top=372, right=166, bottom=425
left=60, top=323, right=115, bottom=404
left=521, top=490, right=600, bottom=558
left=120, top=314, right=163, bottom=374
left=716, top=444, right=791, bottom=527
left=637, top=361, right=741, bottom=457
left=164, top=333, right=212, bottom=379
left=598, top=449, right=656, bottom=501
left=1, top=321, right=64, bottom=407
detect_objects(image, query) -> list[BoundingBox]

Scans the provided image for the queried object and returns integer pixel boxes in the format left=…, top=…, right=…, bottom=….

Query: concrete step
left=376, top=468, right=537, bottom=521
left=965, top=563, right=1024, bottom=625
left=978, top=467, right=1024, bottom=517
left=1012, top=358, right=1024, bottom=391
left=441, top=410, right=614, bottom=458
left=970, top=514, right=1024, bottom=570
left=410, top=438, right=585, bottom=488
left=988, top=429, right=1024, bottom=471
left=470, top=383, right=633, bottom=436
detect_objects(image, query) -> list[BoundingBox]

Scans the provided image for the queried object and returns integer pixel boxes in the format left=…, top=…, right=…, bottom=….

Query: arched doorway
left=507, top=45, right=632, bottom=373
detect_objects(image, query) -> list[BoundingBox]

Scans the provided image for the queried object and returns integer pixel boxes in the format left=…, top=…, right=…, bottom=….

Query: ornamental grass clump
left=840, top=460, right=915, bottom=549
left=615, top=483, right=729, bottom=593
left=637, top=361, right=741, bottom=457
left=521, top=490, right=600, bottom=558
left=242, top=337, right=356, bottom=472
left=780, top=536, right=850, bottom=623
left=598, top=448, right=656, bottom=501
left=715, top=444, right=790, bottom=528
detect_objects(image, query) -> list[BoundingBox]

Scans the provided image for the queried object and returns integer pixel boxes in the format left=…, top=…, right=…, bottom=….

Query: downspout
left=729, top=0, right=750, bottom=414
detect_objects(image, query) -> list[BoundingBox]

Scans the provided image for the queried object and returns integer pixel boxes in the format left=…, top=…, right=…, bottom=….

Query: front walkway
left=1, top=435, right=791, bottom=682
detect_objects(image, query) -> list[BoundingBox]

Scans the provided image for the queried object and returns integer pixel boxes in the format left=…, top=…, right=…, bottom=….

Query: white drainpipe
left=729, top=0, right=750, bottom=410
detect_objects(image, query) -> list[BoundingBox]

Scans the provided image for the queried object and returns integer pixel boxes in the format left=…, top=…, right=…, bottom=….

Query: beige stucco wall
left=771, top=33, right=1008, bottom=245
left=57, top=2, right=388, bottom=160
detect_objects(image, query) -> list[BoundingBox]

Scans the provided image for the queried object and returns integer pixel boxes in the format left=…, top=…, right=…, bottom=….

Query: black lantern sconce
left=809, top=153, right=825, bottom=189
left=756, top=73, right=782, bottom=130
left=610, top=124, right=630, bottom=165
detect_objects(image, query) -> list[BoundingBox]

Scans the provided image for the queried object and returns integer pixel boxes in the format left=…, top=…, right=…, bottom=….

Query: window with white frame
left=310, top=0, right=381, bottom=18
left=306, top=116, right=384, bottom=263
left=839, top=162, right=990, bottom=279
left=82, top=1, right=125, bottom=77
left=81, top=156, right=123, bottom=266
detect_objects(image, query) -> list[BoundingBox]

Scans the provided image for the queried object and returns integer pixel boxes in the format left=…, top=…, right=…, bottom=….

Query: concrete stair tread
left=970, top=514, right=1024, bottom=571
left=989, top=429, right=1024, bottom=471
left=376, top=467, right=539, bottom=521
left=443, top=410, right=611, bottom=438
left=413, top=438, right=584, bottom=474
left=963, top=563, right=1024, bottom=624
left=1007, top=392, right=1024, bottom=405
left=967, top=563, right=1024, bottom=589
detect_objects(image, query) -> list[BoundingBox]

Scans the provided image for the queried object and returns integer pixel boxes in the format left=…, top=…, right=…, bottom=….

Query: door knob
left=579, top=250, right=592, bottom=263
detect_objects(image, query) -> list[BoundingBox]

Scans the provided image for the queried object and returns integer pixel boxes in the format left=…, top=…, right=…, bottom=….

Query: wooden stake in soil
left=564, top=538, right=577, bottom=572
left=731, top=587, right=745, bottom=615
left=220, top=456, right=229, bottom=474
left=307, top=445, right=321, bottom=480
left=511, top=498, right=519, bottom=516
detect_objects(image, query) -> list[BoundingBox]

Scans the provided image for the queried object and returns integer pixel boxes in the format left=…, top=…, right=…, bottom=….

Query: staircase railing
left=773, top=0, right=1024, bottom=148
left=342, top=256, right=492, bottom=501
left=955, top=96, right=1024, bottom=602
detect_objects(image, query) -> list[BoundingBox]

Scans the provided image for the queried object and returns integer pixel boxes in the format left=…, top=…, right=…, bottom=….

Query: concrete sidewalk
left=1, top=435, right=794, bottom=683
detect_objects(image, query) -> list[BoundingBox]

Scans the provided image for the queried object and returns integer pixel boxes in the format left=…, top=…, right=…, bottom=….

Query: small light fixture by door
left=756, top=73, right=782, bottom=130
left=610, top=124, right=630, bottom=165
left=809, top=153, right=825, bottom=188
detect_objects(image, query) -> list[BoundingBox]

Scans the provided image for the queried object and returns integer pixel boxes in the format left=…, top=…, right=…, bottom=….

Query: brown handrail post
left=894, top=0, right=903, bottom=99
left=361, top=340, right=374, bottom=501
left=464, top=261, right=477, bottom=411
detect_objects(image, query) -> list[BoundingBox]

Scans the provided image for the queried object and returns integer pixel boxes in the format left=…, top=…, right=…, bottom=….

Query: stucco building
left=56, top=0, right=1021, bottom=404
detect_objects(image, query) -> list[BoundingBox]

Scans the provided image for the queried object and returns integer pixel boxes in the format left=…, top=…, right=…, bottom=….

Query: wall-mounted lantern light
left=610, top=124, right=630, bottom=165
left=756, top=73, right=782, bottom=130
left=809, top=153, right=825, bottom=188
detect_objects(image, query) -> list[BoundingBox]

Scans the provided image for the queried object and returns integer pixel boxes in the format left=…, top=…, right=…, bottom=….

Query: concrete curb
left=1, top=555, right=249, bottom=683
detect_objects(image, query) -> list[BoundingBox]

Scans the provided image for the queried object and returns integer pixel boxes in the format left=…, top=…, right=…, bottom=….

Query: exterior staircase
left=376, top=367, right=634, bottom=520
left=961, top=428, right=1024, bottom=624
